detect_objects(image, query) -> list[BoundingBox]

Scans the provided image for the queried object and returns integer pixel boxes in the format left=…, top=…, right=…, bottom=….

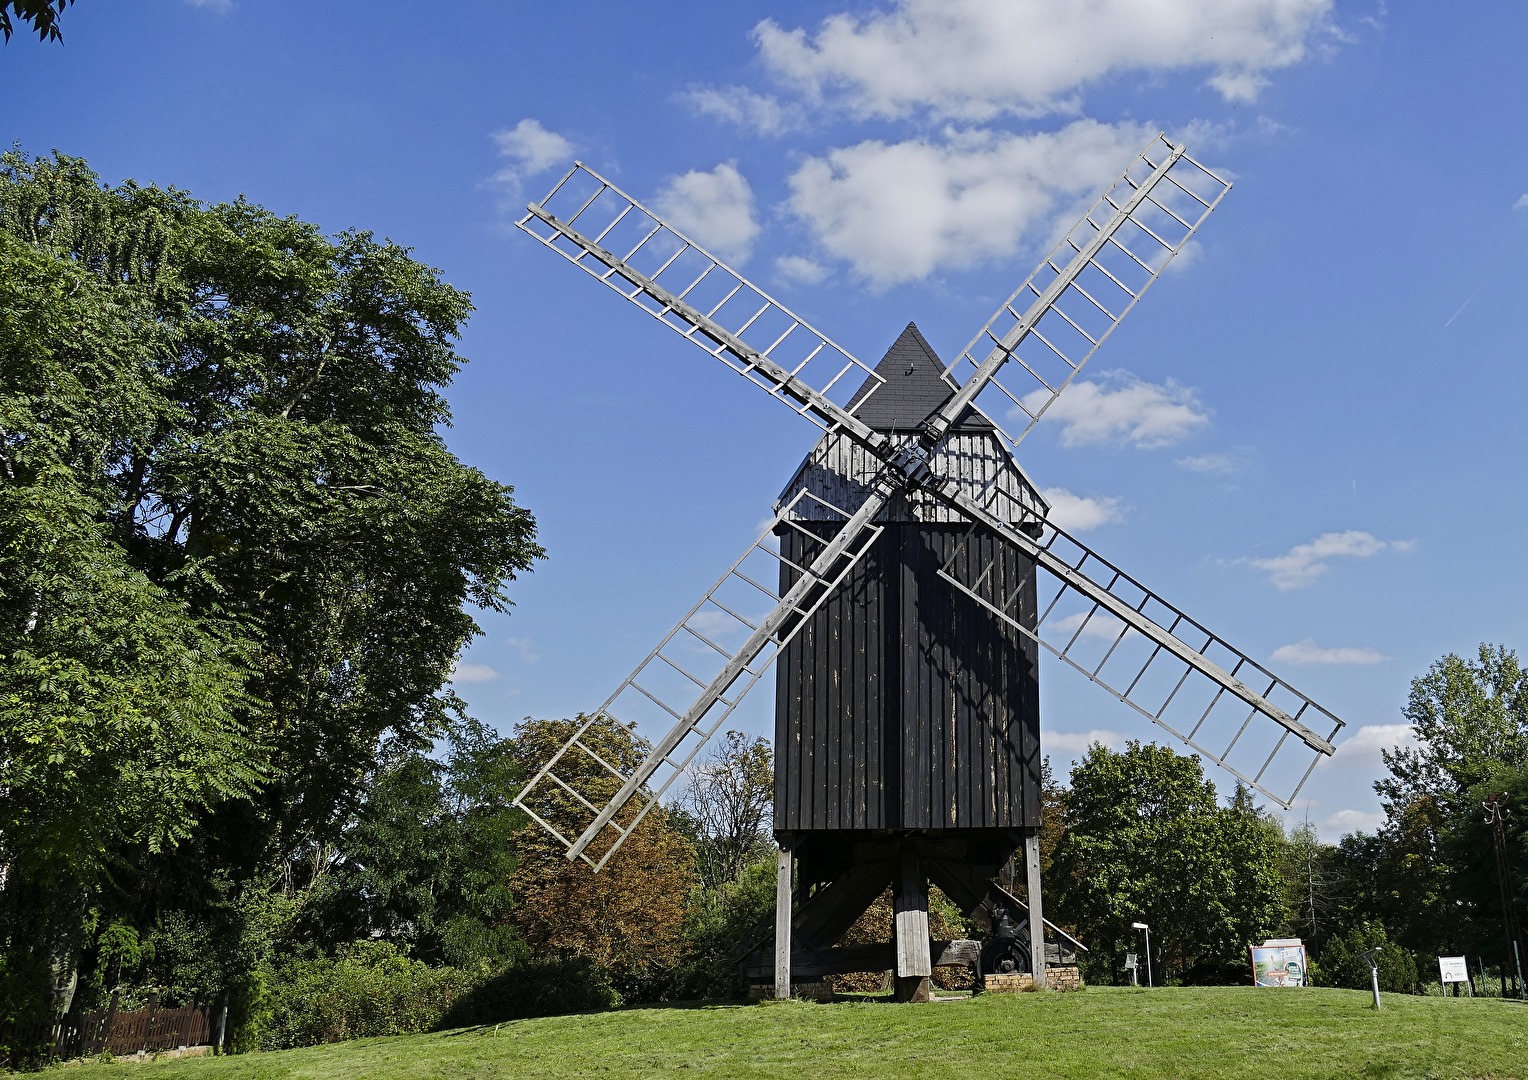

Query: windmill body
left=511, top=136, right=1347, bottom=1003
left=767, top=323, right=1051, bottom=999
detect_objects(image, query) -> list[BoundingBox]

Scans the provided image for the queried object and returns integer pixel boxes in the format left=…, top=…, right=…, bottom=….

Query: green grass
left=58, top=987, right=1528, bottom=1079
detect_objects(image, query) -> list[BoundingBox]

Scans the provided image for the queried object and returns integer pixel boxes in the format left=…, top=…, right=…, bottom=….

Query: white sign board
left=1125, top=953, right=1137, bottom=969
left=1438, top=956, right=1469, bottom=983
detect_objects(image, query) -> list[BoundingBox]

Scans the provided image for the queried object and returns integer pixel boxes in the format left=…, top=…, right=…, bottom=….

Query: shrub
left=440, top=957, right=619, bottom=1026
left=260, top=940, right=471, bottom=1050
left=1317, top=922, right=1420, bottom=994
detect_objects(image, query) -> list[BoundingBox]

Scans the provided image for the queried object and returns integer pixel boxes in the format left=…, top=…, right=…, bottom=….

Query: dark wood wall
left=775, top=523, right=1041, bottom=832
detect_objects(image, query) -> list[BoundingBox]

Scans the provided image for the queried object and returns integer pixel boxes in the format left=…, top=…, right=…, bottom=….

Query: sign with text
left=1250, top=944, right=1308, bottom=988
left=1438, top=956, right=1469, bottom=983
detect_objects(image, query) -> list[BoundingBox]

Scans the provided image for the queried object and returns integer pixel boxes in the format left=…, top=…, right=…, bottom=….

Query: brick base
left=746, top=980, right=834, bottom=1002
left=982, top=966, right=1084, bottom=993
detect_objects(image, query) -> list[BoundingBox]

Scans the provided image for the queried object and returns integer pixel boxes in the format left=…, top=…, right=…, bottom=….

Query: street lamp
left=1132, top=922, right=1152, bottom=987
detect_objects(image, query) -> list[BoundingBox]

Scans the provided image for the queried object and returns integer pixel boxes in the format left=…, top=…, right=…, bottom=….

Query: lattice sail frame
left=515, top=489, right=886, bottom=869
left=514, top=134, right=1346, bottom=867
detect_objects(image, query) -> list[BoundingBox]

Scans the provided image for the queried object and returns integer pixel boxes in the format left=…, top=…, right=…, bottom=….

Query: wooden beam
left=742, top=940, right=981, bottom=981
left=776, top=838, right=794, bottom=1000
left=1025, top=829, right=1046, bottom=988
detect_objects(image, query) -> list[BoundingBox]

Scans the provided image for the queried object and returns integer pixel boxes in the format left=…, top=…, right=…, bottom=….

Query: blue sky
left=6, top=1, right=1528, bottom=840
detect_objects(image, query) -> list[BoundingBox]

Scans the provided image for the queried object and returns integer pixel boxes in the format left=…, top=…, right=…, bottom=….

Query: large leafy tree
left=1051, top=742, right=1287, bottom=984
left=0, top=150, right=542, bottom=1024
left=509, top=716, right=697, bottom=1001
left=1359, top=646, right=1528, bottom=965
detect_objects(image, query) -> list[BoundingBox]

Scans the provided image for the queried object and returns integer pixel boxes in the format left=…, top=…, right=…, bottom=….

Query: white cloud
left=1333, top=723, right=1416, bottom=770
left=1270, top=639, right=1387, bottom=666
left=1043, top=728, right=1127, bottom=756
left=506, top=636, right=540, bottom=664
left=184, top=0, right=234, bottom=10
left=1321, top=808, right=1384, bottom=836
left=775, top=254, right=828, bottom=285
left=1024, top=370, right=1209, bottom=448
left=489, top=119, right=573, bottom=200
left=1050, top=610, right=1136, bottom=643
left=785, top=119, right=1153, bottom=286
left=449, top=662, right=500, bottom=685
left=1515, top=193, right=1528, bottom=211
left=654, top=162, right=761, bottom=265
left=684, top=86, right=802, bottom=136
left=1176, top=450, right=1248, bottom=475
left=1041, top=487, right=1123, bottom=532
left=1244, top=530, right=1415, bottom=590
left=754, top=0, right=1335, bottom=120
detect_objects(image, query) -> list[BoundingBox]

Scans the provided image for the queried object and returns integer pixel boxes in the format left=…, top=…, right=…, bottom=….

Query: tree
left=1282, top=820, right=1340, bottom=953
left=1378, top=645, right=1528, bottom=820
left=1051, top=742, right=1288, bottom=984
left=0, top=229, right=264, bottom=1031
left=0, top=0, right=73, bottom=42
left=0, top=149, right=543, bottom=1030
left=509, top=716, right=697, bottom=1001
left=670, top=731, right=773, bottom=893
left=1360, top=646, right=1528, bottom=962
left=296, top=719, right=528, bottom=969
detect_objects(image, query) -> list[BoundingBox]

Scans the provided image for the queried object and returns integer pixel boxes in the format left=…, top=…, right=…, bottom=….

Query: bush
left=669, top=854, right=778, bottom=1000
left=440, top=958, right=619, bottom=1026
left=1317, top=922, right=1420, bottom=994
left=260, top=940, right=471, bottom=1050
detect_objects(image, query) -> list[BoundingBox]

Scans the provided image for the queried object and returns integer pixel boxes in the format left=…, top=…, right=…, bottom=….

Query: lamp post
left=1132, top=922, right=1152, bottom=988
left=1357, top=947, right=1382, bottom=1010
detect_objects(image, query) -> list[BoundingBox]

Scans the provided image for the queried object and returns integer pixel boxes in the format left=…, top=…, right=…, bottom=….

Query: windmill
left=512, top=135, right=1346, bottom=1001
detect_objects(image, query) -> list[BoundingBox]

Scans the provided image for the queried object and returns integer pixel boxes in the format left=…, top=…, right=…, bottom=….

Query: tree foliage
left=670, top=731, right=773, bottom=893
left=1051, top=741, right=1287, bottom=984
left=508, top=716, right=697, bottom=1001
left=0, top=0, right=72, bottom=42
left=0, top=149, right=543, bottom=1035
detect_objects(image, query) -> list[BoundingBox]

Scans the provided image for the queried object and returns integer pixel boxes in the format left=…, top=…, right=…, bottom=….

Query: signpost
left=1125, top=953, right=1138, bottom=987
left=1439, top=956, right=1471, bottom=996
left=1132, top=922, right=1152, bottom=988
left=1250, top=938, right=1308, bottom=988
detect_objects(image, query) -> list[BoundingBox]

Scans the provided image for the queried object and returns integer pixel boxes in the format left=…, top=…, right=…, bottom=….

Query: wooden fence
left=0, top=992, right=221, bottom=1067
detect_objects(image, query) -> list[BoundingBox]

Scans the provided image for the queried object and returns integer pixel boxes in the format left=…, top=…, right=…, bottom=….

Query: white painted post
left=775, top=839, right=793, bottom=1000
left=1025, top=831, right=1047, bottom=988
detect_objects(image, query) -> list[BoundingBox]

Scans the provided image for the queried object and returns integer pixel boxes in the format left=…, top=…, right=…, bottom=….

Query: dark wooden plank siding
left=775, top=523, right=1040, bottom=832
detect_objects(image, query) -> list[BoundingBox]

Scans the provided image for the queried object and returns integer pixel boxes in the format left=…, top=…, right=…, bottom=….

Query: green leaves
left=1052, top=741, right=1288, bottom=984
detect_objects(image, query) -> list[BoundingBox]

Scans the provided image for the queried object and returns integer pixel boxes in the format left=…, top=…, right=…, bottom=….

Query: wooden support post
left=1025, top=829, right=1047, bottom=988
left=893, top=846, right=932, bottom=1002
left=775, top=836, right=794, bottom=1000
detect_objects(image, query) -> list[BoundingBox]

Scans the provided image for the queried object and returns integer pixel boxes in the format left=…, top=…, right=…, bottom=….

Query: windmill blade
left=933, top=508, right=1343, bottom=809
left=941, top=135, right=1232, bottom=452
left=518, top=164, right=889, bottom=437
left=514, top=485, right=892, bottom=869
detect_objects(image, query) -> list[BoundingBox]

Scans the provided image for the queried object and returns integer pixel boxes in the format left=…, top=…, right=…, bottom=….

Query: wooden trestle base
left=747, top=828, right=1052, bottom=1000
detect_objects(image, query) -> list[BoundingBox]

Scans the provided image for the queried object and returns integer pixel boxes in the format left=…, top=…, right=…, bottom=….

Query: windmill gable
left=777, top=323, right=1047, bottom=525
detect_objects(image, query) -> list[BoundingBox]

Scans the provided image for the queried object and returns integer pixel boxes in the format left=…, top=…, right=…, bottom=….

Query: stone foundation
left=981, top=966, right=1083, bottom=993
left=746, top=980, right=834, bottom=1002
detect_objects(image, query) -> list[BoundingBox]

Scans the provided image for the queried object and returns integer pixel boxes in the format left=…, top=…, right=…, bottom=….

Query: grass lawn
left=57, top=987, right=1527, bottom=1079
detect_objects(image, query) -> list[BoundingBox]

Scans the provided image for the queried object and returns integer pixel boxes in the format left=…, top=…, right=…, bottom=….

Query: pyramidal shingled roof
left=846, top=322, right=993, bottom=434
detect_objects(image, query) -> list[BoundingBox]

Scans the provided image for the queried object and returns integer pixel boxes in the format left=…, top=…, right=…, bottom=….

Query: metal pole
left=1145, top=927, right=1153, bottom=988
left=1370, top=965, right=1382, bottom=1010
left=1515, top=941, right=1525, bottom=1001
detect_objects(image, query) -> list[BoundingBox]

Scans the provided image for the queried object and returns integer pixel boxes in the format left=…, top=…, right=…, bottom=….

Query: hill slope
left=64, top=987, right=1528, bottom=1079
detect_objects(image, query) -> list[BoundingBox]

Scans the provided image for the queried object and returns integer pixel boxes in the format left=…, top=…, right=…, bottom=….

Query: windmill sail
left=934, top=513, right=1342, bottom=808
left=938, top=135, right=1231, bottom=451
left=518, top=164, right=888, bottom=436
left=515, top=488, right=887, bottom=869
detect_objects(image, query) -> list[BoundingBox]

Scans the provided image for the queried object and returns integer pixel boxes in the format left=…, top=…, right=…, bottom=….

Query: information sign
left=1438, top=956, right=1468, bottom=983
left=1250, top=943, right=1307, bottom=987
